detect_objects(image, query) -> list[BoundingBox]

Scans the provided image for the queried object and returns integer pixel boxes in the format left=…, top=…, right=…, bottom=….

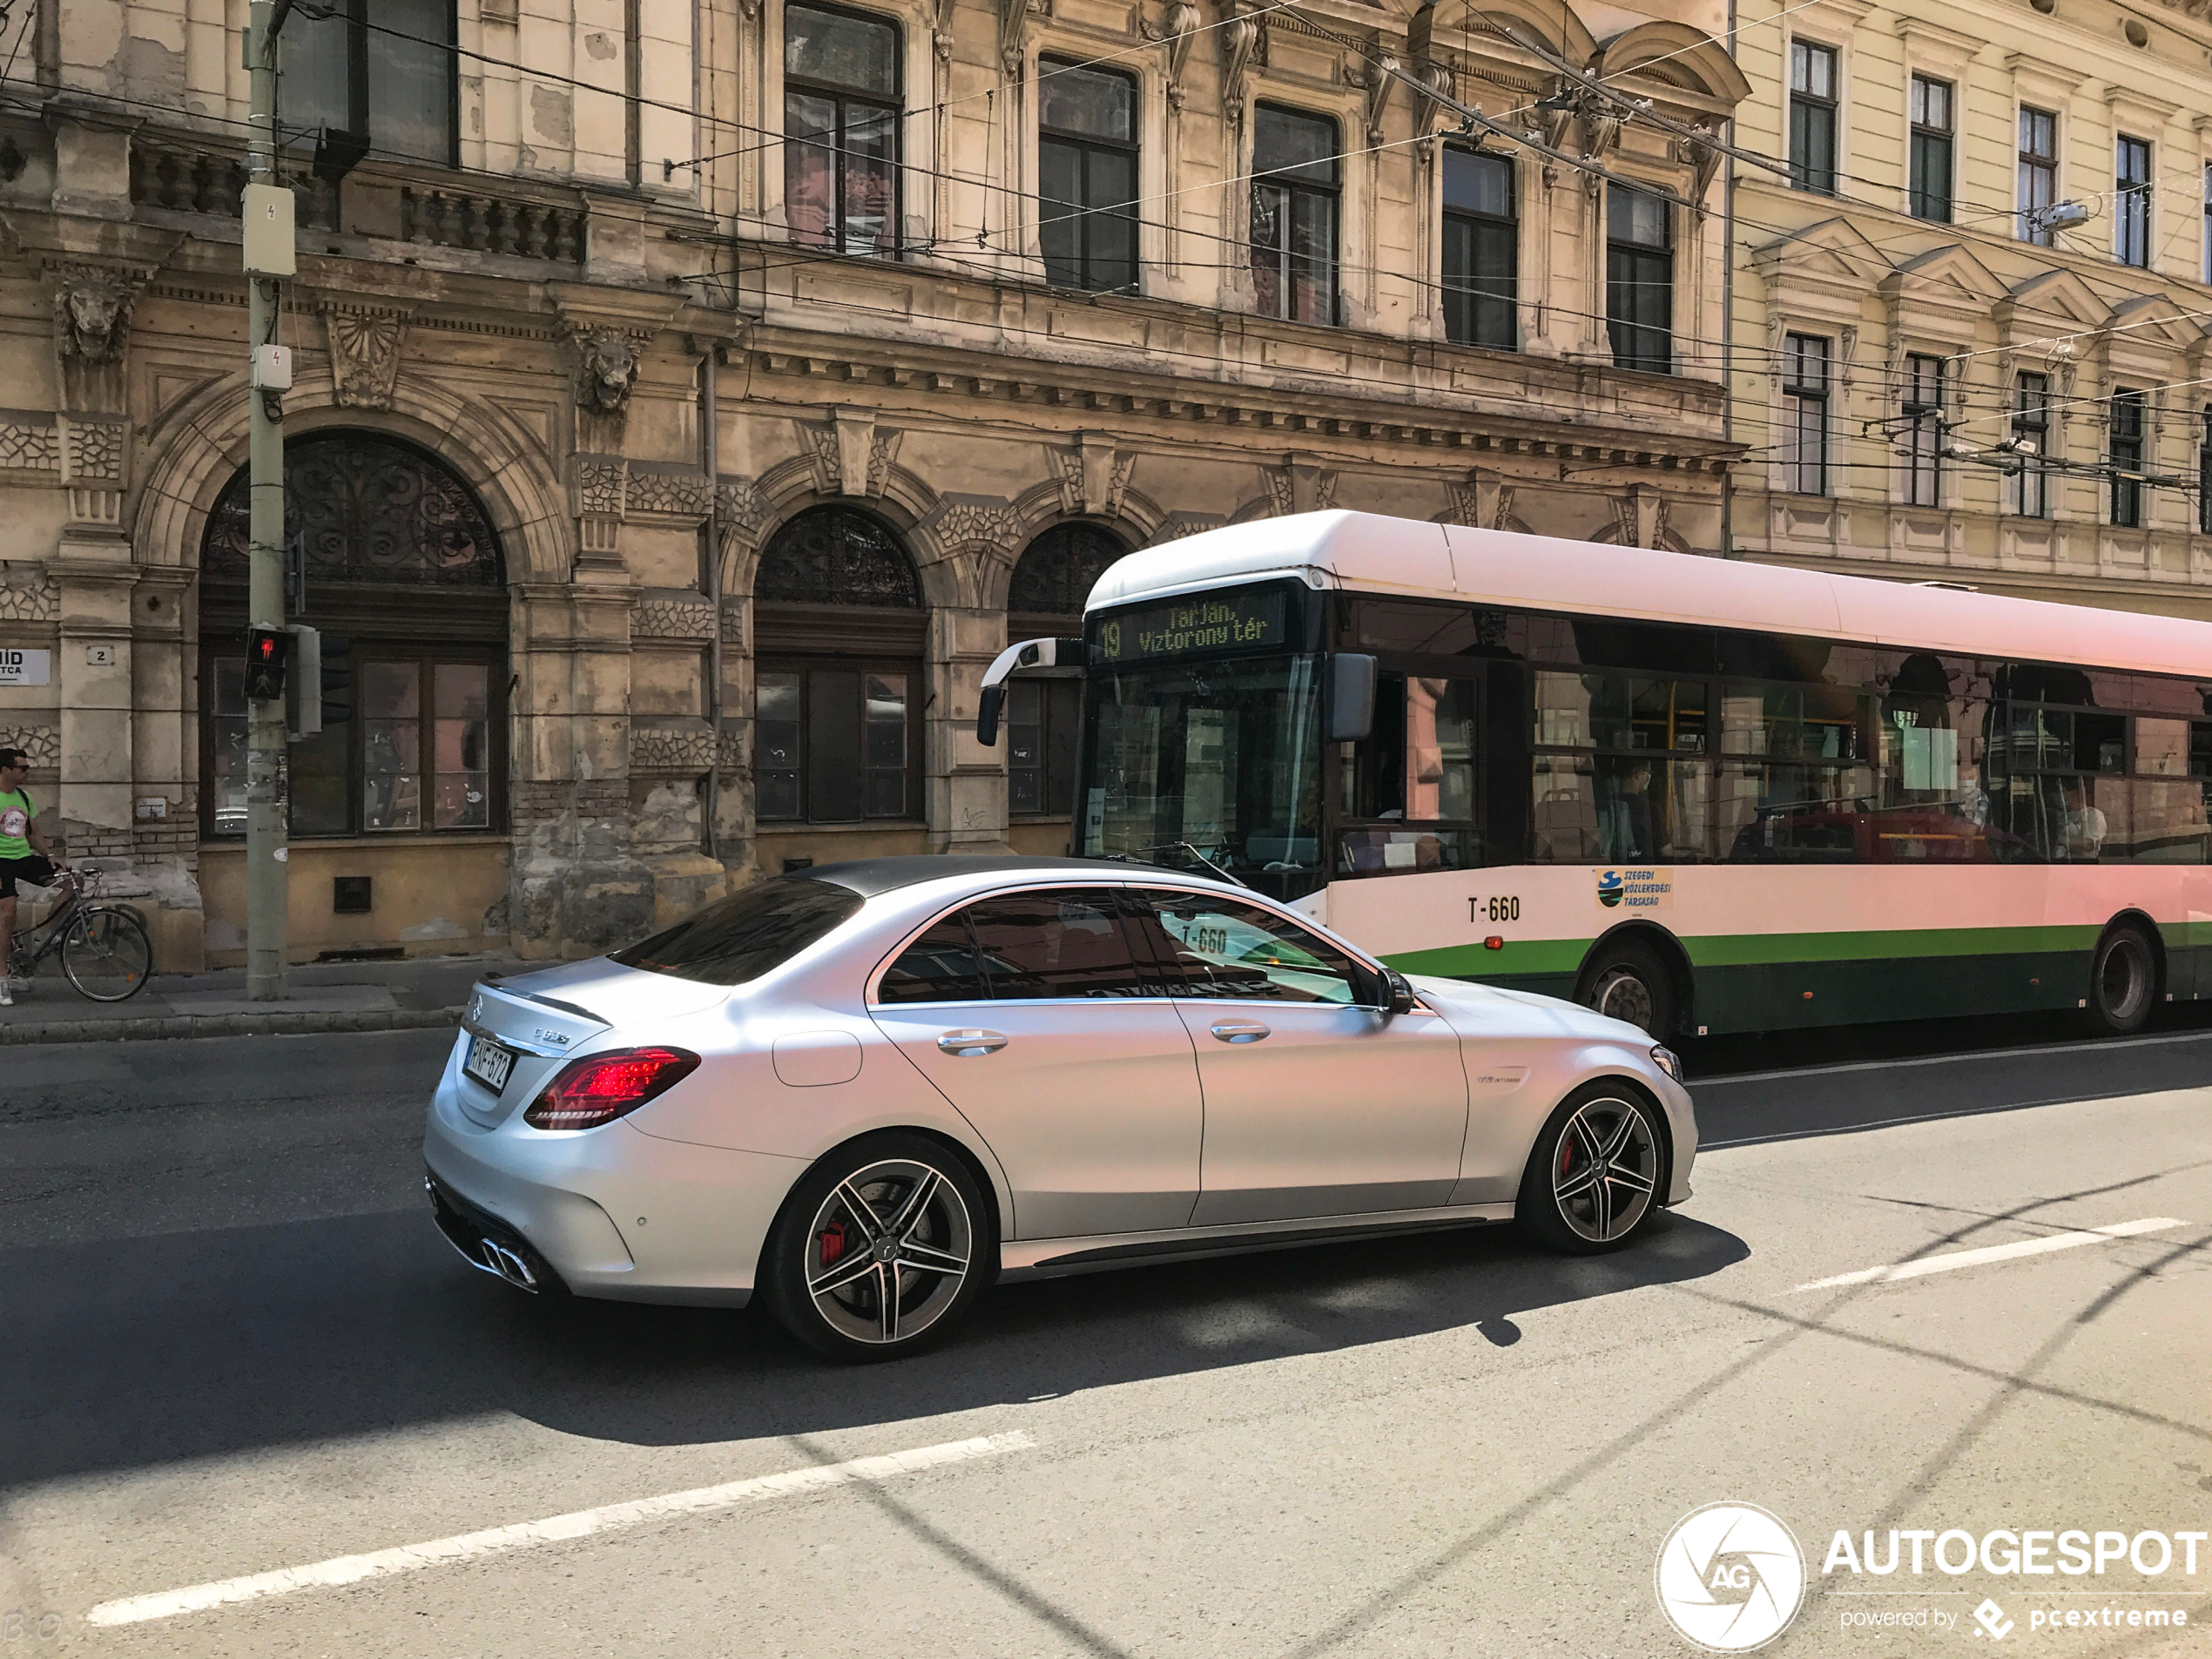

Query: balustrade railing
left=400, top=186, right=585, bottom=263
left=129, top=142, right=339, bottom=228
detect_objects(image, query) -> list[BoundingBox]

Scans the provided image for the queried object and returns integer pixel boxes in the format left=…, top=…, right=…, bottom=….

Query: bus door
left=1334, top=671, right=1483, bottom=876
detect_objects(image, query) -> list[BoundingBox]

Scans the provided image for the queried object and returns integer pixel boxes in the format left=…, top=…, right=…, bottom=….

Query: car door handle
left=1209, top=1020, right=1271, bottom=1043
left=937, top=1029, right=1008, bottom=1056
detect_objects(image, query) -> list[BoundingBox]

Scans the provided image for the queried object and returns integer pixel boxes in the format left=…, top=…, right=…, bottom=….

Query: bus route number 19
left=1471, top=895, right=1520, bottom=925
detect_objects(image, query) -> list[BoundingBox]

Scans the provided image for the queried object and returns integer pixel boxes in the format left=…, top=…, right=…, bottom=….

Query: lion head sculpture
left=56, top=274, right=132, bottom=365
left=572, top=328, right=639, bottom=416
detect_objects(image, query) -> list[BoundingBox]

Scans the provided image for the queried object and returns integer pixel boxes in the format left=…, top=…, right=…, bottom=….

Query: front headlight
left=1649, top=1044, right=1683, bottom=1083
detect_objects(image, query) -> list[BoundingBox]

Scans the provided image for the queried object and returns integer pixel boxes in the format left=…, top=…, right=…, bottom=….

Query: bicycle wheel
left=62, top=907, right=153, bottom=1002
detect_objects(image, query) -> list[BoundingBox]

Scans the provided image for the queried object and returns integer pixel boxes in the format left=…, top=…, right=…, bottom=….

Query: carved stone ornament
left=716, top=477, right=772, bottom=537
left=323, top=307, right=408, bottom=410
left=805, top=409, right=901, bottom=500
left=1218, top=0, right=1265, bottom=132
left=1139, top=0, right=1204, bottom=109
left=1265, top=460, right=1335, bottom=517
left=576, top=456, right=629, bottom=518
left=570, top=327, right=641, bottom=417
left=1056, top=435, right=1136, bottom=519
left=0, top=575, right=58, bottom=624
left=624, top=468, right=716, bottom=521
left=1000, top=0, right=1051, bottom=77
left=934, top=500, right=1025, bottom=551
left=52, top=265, right=142, bottom=415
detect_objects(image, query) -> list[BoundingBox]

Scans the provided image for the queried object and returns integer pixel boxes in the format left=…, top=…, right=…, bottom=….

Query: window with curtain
left=2116, top=136, right=2151, bottom=267
left=2018, top=107, right=2057, bottom=245
left=1606, top=185, right=1672, bottom=374
left=1440, top=146, right=1515, bottom=349
left=2110, top=389, right=2146, bottom=528
left=2013, top=372, right=2051, bottom=519
left=753, top=506, right=925, bottom=826
left=1250, top=105, right=1339, bottom=326
left=785, top=3, right=901, bottom=256
left=1908, top=76, right=1953, bottom=222
left=1037, top=59, right=1137, bottom=293
left=282, top=0, right=455, bottom=165
left=1901, top=354, right=1945, bottom=508
left=1782, top=333, right=1830, bottom=496
left=1788, top=41, right=1838, bottom=195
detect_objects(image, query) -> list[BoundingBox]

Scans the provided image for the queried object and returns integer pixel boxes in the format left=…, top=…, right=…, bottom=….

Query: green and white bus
left=978, top=510, right=2212, bottom=1039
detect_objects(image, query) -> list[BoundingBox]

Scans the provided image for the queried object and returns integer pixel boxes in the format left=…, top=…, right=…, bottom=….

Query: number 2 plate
left=463, top=1034, right=516, bottom=1092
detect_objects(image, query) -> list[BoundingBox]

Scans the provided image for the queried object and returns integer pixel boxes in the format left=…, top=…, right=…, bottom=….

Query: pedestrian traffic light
left=244, top=625, right=289, bottom=702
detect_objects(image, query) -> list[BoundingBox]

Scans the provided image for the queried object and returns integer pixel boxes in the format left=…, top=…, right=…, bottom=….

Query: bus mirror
left=977, top=684, right=1006, bottom=747
left=976, top=636, right=1087, bottom=746
left=1328, top=653, right=1378, bottom=742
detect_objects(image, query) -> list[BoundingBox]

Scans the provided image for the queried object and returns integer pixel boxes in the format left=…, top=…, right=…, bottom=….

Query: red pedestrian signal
left=244, top=625, right=289, bottom=701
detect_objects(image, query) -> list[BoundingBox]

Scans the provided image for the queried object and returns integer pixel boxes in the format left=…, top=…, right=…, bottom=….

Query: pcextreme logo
left=1656, top=1503, right=1809, bottom=1652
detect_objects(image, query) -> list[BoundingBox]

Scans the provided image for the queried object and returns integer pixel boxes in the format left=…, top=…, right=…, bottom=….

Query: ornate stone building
left=0, top=0, right=1745, bottom=965
left=1729, top=0, right=2212, bottom=616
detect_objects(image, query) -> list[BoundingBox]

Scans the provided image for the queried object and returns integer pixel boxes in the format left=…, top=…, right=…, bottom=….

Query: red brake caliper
left=818, top=1219, right=849, bottom=1268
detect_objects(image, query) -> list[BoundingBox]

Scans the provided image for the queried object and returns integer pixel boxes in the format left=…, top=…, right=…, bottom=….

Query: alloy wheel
left=802, top=1158, right=974, bottom=1346
left=1552, top=1096, right=1659, bottom=1244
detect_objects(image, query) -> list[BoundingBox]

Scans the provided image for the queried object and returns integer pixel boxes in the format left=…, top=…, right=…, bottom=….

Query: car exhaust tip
left=477, top=1237, right=540, bottom=1291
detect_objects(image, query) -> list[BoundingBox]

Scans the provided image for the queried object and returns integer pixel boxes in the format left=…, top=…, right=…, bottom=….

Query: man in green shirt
left=0, top=746, right=64, bottom=1006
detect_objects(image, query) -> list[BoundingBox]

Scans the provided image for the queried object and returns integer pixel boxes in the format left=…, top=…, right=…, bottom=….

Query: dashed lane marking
left=86, top=1430, right=1037, bottom=1627
left=1789, top=1217, right=2188, bottom=1294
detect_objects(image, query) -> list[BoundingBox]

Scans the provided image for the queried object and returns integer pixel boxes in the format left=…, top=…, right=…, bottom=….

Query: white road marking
left=1791, top=1217, right=2188, bottom=1294
left=86, top=1430, right=1035, bottom=1628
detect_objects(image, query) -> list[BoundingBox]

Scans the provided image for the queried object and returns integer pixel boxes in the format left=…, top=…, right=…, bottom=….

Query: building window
left=199, top=433, right=507, bottom=840
left=1038, top=58, right=1137, bottom=293
left=1788, top=41, right=1838, bottom=196
left=1006, top=681, right=1079, bottom=817
left=1902, top=354, right=1945, bottom=508
left=1440, top=146, right=1515, bottom=349
left=753, top=506, right=925, bottom=826
left=1782, top=334, right=1831, bottom=496
left=1606, top=185, right=1672, bottom=374
left=1250, top=105, right=1339, bottom=326
left=284, top=0, right=455, bottom=165
left=2199, top=409, right=2212, bottom=535
left=2116, top=136, right=2151, bottom=267
left=1908, top=76, right=1953, bottom=222
left=785, top=3, right=901, bottom=256
left=2110, top=389, right=2146, bottom=528
left=2018, top=107, right=2057, bottom=245
left=1008, top=523, right=1128, bottom=623
left=2013, top=371, right=2051, bottom=519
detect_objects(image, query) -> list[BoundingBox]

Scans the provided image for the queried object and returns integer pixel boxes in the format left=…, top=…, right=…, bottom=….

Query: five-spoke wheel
left=764, top=1136, right=991, bottom=1361
left=1517, top=1082, right=1664, bottom=1254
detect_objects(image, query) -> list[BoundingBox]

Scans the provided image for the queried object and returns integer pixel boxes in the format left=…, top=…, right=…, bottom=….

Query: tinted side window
left=876, top=912, right=992, bottom=1003
left=612, top=876, right=862, bottom=986
left=1141, top=890, right=1362, bottom=1004
left=968, top=889, right=1153, bottom=998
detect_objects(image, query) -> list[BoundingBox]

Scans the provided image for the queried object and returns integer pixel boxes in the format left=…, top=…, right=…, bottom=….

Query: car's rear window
left=611, top=877, right=863, bottom=986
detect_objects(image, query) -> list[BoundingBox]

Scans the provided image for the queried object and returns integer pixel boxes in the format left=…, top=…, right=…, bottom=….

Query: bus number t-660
left=1471, top=896, right=1520, bottom=925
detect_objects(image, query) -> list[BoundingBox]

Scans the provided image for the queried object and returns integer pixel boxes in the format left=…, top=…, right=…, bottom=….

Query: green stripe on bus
left=1384, top=921, right=2158, bottom=979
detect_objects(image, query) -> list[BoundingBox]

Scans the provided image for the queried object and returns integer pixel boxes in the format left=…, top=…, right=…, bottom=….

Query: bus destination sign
left=1096, top=590, right=1288, bottom=663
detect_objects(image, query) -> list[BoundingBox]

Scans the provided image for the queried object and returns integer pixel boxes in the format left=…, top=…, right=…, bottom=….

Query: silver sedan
left=423, top=856, right=1696, bottom=1362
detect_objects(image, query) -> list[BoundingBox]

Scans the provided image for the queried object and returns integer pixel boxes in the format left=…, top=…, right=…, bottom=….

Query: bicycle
left=5, top=864, right=154, bottom=1003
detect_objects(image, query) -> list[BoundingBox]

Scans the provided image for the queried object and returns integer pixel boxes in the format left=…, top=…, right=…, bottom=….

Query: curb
left=0, top=1004, right=464, bottom=1047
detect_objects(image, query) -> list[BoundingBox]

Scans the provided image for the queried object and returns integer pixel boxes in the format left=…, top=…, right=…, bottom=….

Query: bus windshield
left=1079, top=651, right=1325, bottom=899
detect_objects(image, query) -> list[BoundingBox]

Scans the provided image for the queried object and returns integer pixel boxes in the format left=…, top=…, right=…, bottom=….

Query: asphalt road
left=3, top=1015, right=2209, bottom=1656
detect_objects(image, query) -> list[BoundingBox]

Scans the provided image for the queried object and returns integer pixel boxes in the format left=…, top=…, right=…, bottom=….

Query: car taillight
left=523, top=1047, right=700, bottom=1130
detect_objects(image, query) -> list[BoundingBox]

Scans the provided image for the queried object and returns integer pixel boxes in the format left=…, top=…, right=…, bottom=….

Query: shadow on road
left=0, top=1205, right=1745, bottom=1489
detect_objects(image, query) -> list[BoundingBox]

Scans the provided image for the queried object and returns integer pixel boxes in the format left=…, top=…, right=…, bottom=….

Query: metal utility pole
left=244, top=0, right=299, bottom=1000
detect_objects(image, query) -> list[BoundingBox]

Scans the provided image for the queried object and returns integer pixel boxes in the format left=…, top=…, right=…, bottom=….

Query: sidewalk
left=0, top=951, right=564, bottom=1046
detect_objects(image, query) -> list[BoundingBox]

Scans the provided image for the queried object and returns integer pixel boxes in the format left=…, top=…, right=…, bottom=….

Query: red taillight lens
left=523, top=1046, right=700, bottom=1130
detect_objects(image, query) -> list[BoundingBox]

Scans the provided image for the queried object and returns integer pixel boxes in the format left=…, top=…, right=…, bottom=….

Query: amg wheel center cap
left=873, top=1237, right=900, bottom=1264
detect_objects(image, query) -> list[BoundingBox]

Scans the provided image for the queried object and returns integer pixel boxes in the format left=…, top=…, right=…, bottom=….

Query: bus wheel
left=1578, top=937, right=1676, bottom=1039
left=2087, top=922, right=2156, bottom=1035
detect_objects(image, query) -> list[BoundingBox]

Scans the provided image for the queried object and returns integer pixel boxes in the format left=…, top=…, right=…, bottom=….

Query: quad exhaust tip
left=477, top=1237, right=540, bottom=1291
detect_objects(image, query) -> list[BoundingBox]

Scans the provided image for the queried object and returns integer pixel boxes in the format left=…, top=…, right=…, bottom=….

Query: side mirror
left=1385, top=968, right=1417, bottom=1015
left=977, top=684, right=1006, bottom=747
left=975, top=636, right=1086, bottom=746
left=1327, top=653, right=1377, bottom=742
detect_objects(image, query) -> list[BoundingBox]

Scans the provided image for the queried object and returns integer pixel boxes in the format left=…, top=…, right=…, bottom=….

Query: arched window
left=199, top=432, right=509, bottom=840
left=1005, top=523, right=1128, bottom=818
left=752, top=506, right=924, bottom=827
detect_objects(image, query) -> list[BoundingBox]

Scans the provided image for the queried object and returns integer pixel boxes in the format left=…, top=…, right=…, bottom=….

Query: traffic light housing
left=244, top=625, right=289, bottom=702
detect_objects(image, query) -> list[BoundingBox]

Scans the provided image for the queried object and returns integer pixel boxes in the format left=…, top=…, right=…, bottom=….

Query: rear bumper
left=422, top=1034, right=802, bottom=1306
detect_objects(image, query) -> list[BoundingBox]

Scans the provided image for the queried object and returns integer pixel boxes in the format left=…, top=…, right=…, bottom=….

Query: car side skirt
left=999, top=1201, right=1519, bottom=1280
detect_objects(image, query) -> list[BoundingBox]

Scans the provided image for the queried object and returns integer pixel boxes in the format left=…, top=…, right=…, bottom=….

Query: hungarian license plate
left=463, top=1034, right=516, bottom=1093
